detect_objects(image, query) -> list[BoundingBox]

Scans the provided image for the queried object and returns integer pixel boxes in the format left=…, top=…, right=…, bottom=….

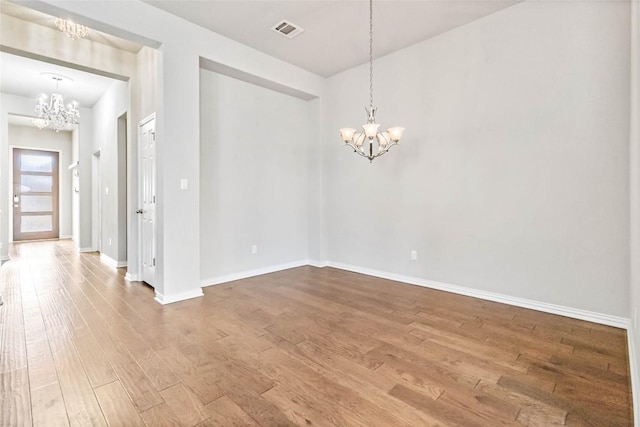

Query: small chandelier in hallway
left=339, top=0, right=405, bottom=162
left=33, top=74, right=80, bottom=132
left=55, top=18, right=91, bottom=40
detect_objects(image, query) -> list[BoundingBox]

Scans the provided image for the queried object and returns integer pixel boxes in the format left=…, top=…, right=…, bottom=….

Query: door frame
left=92, top=149, right=101, bottom=252
left=10, top=146, right=62, bottom=242
left=137, top=113, right=156, bottom=286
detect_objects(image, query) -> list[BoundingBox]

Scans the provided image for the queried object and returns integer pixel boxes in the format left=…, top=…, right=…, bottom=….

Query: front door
left=13, top=148, right=59, bottom=241
left=139, top=116, right=157, bottom=287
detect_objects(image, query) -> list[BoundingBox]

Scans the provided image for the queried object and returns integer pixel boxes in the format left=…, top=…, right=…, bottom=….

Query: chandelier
left=33, top=76, right=80, bottom=132
left=339, top=0, right=405, bottom=162
left=55, top=18, right=91, bottom=40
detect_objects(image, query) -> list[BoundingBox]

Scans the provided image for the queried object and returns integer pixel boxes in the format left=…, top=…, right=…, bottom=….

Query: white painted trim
left=629, top=330, right=640, bottom=426
left=308, top=259, right=329, bottom=268
left=0, top=255, right=9, bottom=266
left=78, top=247, right=95, bottom=253
left=327, top=262, right=630, bottom=329
left=154, top=288, right=204, bottom=305
left=124, top=272, right=139, bottom=282
left=99, top=253, right=127, bottom=268
left=59, top=235, right=72, bottom=239
left=201, top=260, right=311, bottom=287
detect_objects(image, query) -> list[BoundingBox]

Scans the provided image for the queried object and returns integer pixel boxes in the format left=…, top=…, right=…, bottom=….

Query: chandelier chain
left=369, top=0, right=374, bottom=109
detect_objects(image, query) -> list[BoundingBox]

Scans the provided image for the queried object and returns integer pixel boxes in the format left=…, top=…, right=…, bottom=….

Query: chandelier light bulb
left=339, top=128, right=357, bottom=142
left=362, top=123, right=380, bottom=138
left=387, top=127, right=405, bottom=142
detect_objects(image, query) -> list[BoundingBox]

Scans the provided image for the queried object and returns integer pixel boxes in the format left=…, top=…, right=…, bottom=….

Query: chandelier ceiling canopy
left=33, top=74, right=80, bottom=132
left=339, top=0, right=405, bottom=162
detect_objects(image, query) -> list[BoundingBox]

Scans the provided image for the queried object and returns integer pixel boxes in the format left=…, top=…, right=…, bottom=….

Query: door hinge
left=152, top=257, right=156, bottom=267
left=153, top=195, right=156, bottom=203
left=151, top=131, right=156, bottom=142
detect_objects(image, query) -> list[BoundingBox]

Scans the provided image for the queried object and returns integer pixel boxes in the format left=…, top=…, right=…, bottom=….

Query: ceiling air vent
left=272, top=20, right=304, bottom=39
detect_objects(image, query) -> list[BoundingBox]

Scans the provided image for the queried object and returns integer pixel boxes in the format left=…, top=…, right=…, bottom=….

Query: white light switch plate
left=180, top=179, right=188, bottom=190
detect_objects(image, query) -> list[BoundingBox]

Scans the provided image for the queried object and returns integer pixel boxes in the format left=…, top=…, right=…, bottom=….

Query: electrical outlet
left=410, top=250, right=418, bottom=261
left=252, top=245, right=258, bottom=254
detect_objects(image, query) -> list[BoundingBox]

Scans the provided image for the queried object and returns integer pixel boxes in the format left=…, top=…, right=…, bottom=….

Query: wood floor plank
left=0, top=367, right=32, bottom=427
left=289, top=341, right=445, bottom=426
left=73, top=333, right=118, bottom=388
left=200, top=395, right=260, bottom=427
left=474, top=380, right=567, bottom=427
left=94, top=381, right=146, bottom=427
left=225, top=387, right=298, bottom=427
left=159, top=383, right=210, bottom=426
left=156, top=345, right=226, bottom=405
left=260, top=347, right=415, bottom=427
left=139, top=402, right=183, bottom=426
left=0, top=278, right=28, bottom=374
left=48, top=338, right=107, bottom=427
left=30, top=382, right=69, bottom=427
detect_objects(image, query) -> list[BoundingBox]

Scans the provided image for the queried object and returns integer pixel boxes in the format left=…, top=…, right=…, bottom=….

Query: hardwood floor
left=0, top=240, right=633, bottom=426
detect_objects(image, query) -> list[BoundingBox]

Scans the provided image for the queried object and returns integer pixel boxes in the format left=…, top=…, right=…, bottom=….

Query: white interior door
left=139, top=115, right=156, bottom=287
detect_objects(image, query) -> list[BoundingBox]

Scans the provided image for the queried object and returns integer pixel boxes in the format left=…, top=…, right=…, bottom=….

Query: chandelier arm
left=378, top=141, right=399, bottom=156
left=343, top=143, right=370, bottom=159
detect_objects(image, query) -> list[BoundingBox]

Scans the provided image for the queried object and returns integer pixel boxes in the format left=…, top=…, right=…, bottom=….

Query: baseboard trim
left=327, top=262, right=630, bottom=329
left=154, top=288, right=204, bottom=305
left=308, top=259, right=329, bottom=268
left=78, top=247, right=95, bottom=253
left=125, top=272, right=140, bottom=282
left=0, top=255, right=9, bottom=266
left=59, top=235, right=72, bottom=239
left=99, top=253, right=127, bottom=269
left=628, top=330, right=640, bottom=426
left=201, top=259, right=311, bottom=287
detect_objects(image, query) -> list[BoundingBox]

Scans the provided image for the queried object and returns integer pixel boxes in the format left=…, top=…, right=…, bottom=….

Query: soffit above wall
left=142, top=0, right=521, bottom=77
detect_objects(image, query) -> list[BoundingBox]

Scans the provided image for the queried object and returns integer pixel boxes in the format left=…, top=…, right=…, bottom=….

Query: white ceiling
left=143, top=0, right=521, bottom=77
left=0, top=52, right=118, bottom=108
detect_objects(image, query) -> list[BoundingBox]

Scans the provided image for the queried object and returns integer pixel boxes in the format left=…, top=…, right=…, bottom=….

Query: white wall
left=199, top=69, right=313, bottom=281
left=322, top=0, right=631, bottom=317
left=92, top=80, right=128, bottom=263
left=8, top=124, right=73, bottom=239
left=629, top=0, right=640, bottom=422
left=71, top=127, right=79, bottom=242
left=76, top=106, right=93, bottom=251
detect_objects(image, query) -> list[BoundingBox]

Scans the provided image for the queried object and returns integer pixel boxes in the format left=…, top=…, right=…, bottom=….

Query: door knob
left=136, top=209, right=143, bottom=214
